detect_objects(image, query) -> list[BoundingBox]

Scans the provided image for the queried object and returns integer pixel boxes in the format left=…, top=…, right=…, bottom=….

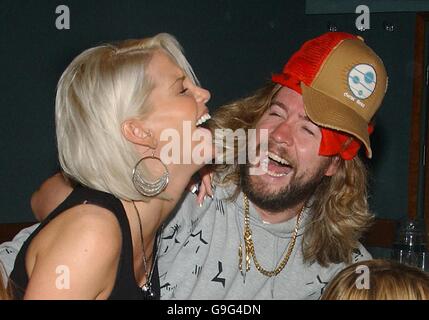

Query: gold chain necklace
left=238, top=194, right=304, bottom=277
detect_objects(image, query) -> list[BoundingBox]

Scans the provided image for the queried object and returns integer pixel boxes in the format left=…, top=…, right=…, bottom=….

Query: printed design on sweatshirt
left=352, top=248, right=364, bottom=262
left=215, top=199, right=225, bottom=215
left=159, top=271, right=178, bottom=298
left=162, top=223, right=181, bottom=253
left=192, top=264, right=203, bottom=277
left=306, top=274, right=329, bottom=298
left=160, top=282, right=178, bottom=298
left=183, top=229, right=209, bottom=253
left=190, top=218, right=200, bottom=233
left=1, top=248, right=13, bottom=255
left=162, top=224, right=181, bottom=243
left=211, top=261, right=226, bottom=288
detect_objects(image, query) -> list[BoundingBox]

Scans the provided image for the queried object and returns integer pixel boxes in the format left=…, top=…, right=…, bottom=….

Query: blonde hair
left=322, top=259, right=429, bottom=300
left=210, top=82, right=373, bottom=266
left=56, top=33, right=198, bottom=201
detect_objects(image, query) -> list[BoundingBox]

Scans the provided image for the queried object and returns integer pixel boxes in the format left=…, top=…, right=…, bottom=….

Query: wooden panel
left=409, top=13, right=429, bottom=235
left=426, top=116, right=429, bottom=235
left=424, top=18, right=429, bottom=235
left=0, top=223, right=35, bottom=244
left=408, top=13, right=428, bottom=221
left=361, top=218, right=398, bottom=248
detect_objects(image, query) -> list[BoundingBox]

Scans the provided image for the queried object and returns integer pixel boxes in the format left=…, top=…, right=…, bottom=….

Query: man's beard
left=240, top=162, right=329, bottom=213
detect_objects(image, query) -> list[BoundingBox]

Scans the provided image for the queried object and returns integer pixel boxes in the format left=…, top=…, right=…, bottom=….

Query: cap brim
left=301, top=83, right=372, bottom=158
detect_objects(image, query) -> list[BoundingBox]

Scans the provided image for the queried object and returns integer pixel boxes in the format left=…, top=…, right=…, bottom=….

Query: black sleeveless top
left=10, top=185, right=160, bottom=300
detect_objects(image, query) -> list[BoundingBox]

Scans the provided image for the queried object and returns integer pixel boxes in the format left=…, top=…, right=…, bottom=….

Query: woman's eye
left=179, top=88, right=189, bottom=95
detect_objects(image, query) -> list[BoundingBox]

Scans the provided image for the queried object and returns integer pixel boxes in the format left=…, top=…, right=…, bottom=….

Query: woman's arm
left=24, top=205, right=121, bottom=299
left=32, top=168, right=213, bottom=221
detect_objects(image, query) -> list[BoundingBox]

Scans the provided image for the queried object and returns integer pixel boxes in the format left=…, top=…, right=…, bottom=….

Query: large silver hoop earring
left=132, top=153, right=169, bottom=197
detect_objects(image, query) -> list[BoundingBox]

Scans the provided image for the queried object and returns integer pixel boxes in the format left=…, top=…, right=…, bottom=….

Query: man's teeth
left=196, top=113, right=211, bottom=126
left=267, top=170, right=287, bottom=177
left=268, top=152, right=290, bottom=166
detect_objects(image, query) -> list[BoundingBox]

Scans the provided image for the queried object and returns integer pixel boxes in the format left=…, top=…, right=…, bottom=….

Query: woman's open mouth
left=196, top=113, right=211, bottom=127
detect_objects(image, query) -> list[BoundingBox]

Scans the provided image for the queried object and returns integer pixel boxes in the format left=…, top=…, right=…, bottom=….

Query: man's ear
left=324, top=156, right=341, bottom=177
left=122, top=119, right=157, bottom=148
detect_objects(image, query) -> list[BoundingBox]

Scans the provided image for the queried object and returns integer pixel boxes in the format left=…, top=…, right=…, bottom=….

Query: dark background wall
left=0, top=0, right=418, bottom=222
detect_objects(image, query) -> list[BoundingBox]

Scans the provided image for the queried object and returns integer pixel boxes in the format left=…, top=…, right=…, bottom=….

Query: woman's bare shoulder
left=25, top=204, right=123, bottom=299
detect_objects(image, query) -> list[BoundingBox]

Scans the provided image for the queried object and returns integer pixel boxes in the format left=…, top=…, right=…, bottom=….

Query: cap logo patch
left=347, top=64, right=376, bottom=99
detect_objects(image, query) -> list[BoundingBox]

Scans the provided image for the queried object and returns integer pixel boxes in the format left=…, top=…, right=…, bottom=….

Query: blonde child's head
left=322, top=259, right=429, bottom=300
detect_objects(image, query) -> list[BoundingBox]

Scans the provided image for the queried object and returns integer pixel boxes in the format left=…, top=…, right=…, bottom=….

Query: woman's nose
left=194, top=86, right=211, bottom=104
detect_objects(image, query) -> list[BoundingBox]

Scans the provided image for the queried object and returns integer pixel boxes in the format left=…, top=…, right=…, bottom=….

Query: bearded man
left=158, top=32, right=388, bottom=299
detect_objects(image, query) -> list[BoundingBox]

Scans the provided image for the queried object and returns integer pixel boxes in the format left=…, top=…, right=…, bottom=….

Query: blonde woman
left=321, top=259, right=429, bottom=300
left=9, top=33, right=213, bottom=300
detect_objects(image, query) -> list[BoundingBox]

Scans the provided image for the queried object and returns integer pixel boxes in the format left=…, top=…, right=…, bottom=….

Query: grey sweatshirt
left=158, top=184, right=371, bottom=300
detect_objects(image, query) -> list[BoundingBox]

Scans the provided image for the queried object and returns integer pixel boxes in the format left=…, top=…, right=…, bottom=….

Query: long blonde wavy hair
left=208, top=82, right=374, bottom=266
left=322, top=259, right=429, bottom=300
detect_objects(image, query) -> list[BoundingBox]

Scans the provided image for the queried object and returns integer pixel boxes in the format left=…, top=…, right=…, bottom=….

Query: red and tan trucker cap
left=272, top=32, right=388, bottom=158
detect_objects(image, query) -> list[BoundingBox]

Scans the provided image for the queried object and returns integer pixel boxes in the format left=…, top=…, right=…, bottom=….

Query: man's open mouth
left=266, top=151, right=293, bottom=177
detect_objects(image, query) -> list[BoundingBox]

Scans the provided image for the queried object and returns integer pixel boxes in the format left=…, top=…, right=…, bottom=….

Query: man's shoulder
left=352, top=242, right=372, bottom=263
left=317, top=242, right=372, bottom=281
left=0, top=223, right=40, bottom=280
